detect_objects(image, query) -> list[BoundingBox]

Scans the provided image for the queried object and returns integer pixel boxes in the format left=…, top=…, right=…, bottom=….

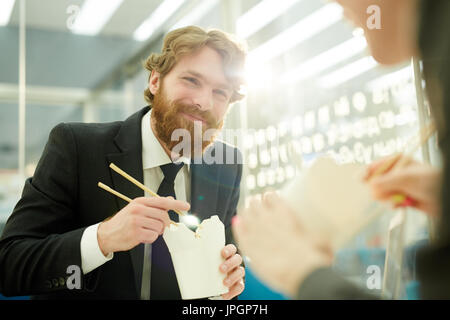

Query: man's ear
left=149, top=70, right=161, bottom=95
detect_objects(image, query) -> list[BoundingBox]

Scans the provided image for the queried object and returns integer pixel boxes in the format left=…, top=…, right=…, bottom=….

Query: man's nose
left=192, top=90, right=214, bottom=111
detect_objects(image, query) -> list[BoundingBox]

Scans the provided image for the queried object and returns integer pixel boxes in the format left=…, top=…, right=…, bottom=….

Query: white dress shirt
left=80, top=109, right=191, bottom=274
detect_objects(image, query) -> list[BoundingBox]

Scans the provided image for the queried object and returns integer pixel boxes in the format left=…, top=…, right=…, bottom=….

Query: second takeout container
left=282, top=157, right=386, bottom=249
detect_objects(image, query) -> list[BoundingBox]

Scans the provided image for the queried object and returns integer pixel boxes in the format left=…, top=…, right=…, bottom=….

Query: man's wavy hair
left=144, top=26, right=247, bottom=104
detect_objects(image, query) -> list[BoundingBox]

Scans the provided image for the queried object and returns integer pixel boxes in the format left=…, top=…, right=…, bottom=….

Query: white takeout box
left=282, top=157, right=386, bottom=250
left=163, top=215, right=229, bottom=300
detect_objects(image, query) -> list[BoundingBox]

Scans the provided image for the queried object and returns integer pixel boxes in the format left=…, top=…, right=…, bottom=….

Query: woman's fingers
left=364, top=153, right=402, bottom=181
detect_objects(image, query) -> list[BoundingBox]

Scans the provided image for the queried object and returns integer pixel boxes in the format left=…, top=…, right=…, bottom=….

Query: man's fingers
left=220, top=254, right=243, bottom=273
left=139, top=228, right=160, bottom=244
left=223, top=266, right=245, bottom=288
left=137, top=216, right=165, bottom=235
left=222, top=244, right=237, bottom=259
left=129, top=204, right=171, bottom=228
left=134, top=196, right=190, bottom=212
left=221, top=280, right=245, bottom=300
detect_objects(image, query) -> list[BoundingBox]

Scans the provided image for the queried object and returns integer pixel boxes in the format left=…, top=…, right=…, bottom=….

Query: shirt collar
left=141, top=109, right=190, bottom=171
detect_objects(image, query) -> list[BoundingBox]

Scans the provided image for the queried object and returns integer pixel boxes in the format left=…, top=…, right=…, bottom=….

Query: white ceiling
left=8, top=0, right=171, bottom=38
left=1, top=0, right=227, bottom=91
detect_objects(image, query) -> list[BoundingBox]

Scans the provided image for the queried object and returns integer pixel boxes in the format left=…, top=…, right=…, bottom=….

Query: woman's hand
left=232, top=192, right=333, bottom=298
left=364, top=154, right=442, bottom=218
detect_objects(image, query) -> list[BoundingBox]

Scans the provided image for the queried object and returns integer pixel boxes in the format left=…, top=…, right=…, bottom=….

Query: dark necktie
left=150, top=162, right=184, bottom=299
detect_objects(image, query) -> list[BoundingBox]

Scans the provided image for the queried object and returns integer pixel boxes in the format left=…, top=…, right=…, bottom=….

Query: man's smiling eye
left=183, top=77, right=199, bottom=85
left=214, top=90, right=228, bottom=98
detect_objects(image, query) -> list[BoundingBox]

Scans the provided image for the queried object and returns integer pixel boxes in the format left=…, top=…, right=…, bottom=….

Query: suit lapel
left=190, top=160, right=220, bottom=221
left=105, top=106, right=149, bottom=298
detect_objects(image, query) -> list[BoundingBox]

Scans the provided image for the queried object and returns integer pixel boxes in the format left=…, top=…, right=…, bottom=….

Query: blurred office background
left=0, top=0, right=439, bottom=300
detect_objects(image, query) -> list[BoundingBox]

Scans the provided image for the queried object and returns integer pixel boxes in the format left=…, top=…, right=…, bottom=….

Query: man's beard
left=151, top=86, right=224, bottom=159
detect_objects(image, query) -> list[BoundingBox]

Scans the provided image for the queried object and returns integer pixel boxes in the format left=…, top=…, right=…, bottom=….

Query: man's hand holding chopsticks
left=97, top=196, right=190, bottom=257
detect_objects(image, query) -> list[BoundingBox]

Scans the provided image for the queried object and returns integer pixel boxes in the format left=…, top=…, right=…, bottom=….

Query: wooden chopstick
left=365, top=121, right=436, bottom=206
left=368, top=121, right=436, bottom=181
left=98, top=182, right=132, bottom=203
left=396, top=121, right=436, bottom=168
left=97, top=182, right=177, bottom=226
left=109, top=163, right=186, bottom=217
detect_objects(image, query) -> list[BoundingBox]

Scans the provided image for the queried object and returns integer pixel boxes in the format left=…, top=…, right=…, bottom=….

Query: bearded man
left=0, top=26, right=247, bottom=300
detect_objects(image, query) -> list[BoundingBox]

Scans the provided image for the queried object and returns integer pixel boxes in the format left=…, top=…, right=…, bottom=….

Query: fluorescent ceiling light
left=71, top=0, right=123, bottom=36
left=366, top=66, right=412, bottom=90
left=247, top=3, right=343, bottom=68
left=281, top=36, right=367, bottom=84
left=0, top=0, right=16, bottom=26
left=318, top=56, right=378, bottom=88
left=134, top=0, right=186, bottom=42
left=245, top=61, right=274, bottom=90
left=171, top=0, right=219, bottom=31
left=237, top=0, right=301, bottom=39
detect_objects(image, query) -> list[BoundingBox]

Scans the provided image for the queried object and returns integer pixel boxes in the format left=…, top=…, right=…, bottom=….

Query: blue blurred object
left=405, top=281, right=420, bottom=300
left=239, top=266, right=287, bottom=300
left=357, top=247, right=386, bottom=268
left=334, top=247, right=386, bottom=277
left=0, top=294, right=29, bottom=300
left=333, top=239, right=429, bottom=300
left=402, top=239, right=428, bottom=300
left=403, top=239, right=428, bottom=275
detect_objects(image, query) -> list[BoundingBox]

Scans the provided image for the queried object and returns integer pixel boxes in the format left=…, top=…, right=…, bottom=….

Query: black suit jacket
left=0, top=106, right=242, bottom=299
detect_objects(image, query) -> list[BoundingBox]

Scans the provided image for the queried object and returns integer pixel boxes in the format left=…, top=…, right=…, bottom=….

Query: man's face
left=149, top=46, right=233, bottom=157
